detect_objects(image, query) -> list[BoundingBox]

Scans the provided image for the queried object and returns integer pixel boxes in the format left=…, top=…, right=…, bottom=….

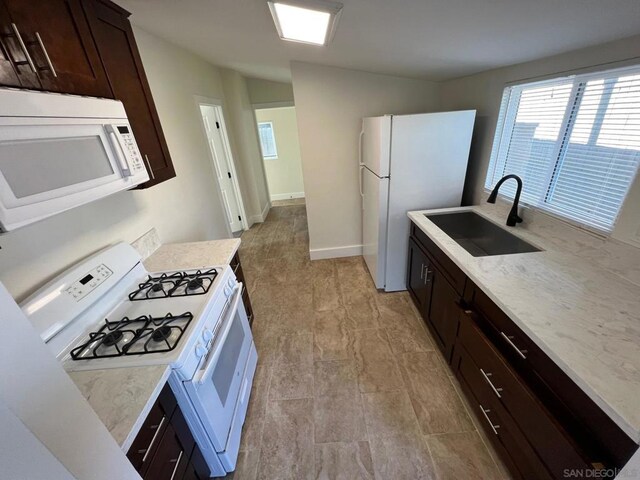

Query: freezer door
left=361, top=116, right=391, bottom=177
left=362, top=166, right=389, bottom=289
left=384, top=110, right=476, bottom=292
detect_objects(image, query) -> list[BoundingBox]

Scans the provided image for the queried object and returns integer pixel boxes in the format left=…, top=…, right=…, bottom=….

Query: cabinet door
left=407, top=238, right=432, bottom=311
left=84, top=0, right=176, bottom=187
left=425, top=266, right=460, bottom=363
left=144, top=422, right=191, bottom=480
left=0, top=2, right=19, bottom=86
left=2, top=0, right=111, bottom=96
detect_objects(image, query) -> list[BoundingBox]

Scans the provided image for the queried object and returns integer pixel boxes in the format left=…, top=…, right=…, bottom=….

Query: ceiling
left=119, top=0, right=640, bottom=83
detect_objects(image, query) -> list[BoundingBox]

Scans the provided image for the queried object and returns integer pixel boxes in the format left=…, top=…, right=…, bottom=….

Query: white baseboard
left=309, top=244, right=363, bottom=260
left=248, top=201, right=271, bottom=226
left=270, top=192, right=305, bottom=201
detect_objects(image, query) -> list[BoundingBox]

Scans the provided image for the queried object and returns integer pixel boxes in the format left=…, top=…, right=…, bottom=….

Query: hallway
left=232, top=203, right=507, bottom=479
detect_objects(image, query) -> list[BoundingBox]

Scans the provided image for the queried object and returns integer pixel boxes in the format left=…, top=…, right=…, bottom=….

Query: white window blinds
left=485, top=66, right=640, bottom=233
left=258, top=122, right=278, bottom=159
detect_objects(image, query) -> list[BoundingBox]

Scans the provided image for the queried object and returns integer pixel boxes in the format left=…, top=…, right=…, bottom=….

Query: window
left=258, top=122, right=278, bottom=159
left=486, top=66, right=640, bottom=233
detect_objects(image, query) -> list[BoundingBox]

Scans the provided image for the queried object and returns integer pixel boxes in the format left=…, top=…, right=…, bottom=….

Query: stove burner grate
left=69, top=312, right=193, bottom=360
left=128, top=269, right=218, bottom=301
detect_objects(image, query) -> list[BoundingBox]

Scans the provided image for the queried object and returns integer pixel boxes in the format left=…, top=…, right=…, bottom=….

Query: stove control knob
left=227, top=278, right=235, bottom=288
left=202, top=329, right=213, bottom=344
left=195, top=343, right=207, bottom=358
left=224, top=285, right=232, bottom=297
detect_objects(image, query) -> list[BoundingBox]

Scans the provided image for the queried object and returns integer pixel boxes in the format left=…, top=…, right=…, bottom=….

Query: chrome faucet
left=487, top=174, right=523, bottom=227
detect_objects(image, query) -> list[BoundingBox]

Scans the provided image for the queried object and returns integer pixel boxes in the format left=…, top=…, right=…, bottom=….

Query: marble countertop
left=143, top=239, right=241, bottom=272
left=408, top=205, right=640, bottom=443
left=69, top=365, right=171, bottom=452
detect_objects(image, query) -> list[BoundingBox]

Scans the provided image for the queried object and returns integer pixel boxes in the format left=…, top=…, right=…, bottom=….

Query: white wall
left=291, top=62, right=439, bottom=258
left=255, top=107, right=305, bottom=200
left=0, top=28, right=233, bottom=301
left=246, top=77, right=295, bottom=107
left=439, top=33, right=640, bottom=247
left=220, top=69, right=271, bottom=224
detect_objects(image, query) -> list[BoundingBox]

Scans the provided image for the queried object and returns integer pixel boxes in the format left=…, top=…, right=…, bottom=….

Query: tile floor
left=228, top=204, right=509, bottom=479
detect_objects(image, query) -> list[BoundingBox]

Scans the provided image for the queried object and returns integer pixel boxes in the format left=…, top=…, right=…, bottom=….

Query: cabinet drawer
left=458, top=313, right=592, bottom=478
left=127, top=384, right=177, bottom=474
left=411, top=222, right=466, bottom=295
left=455, top=340, right=552, bottom=480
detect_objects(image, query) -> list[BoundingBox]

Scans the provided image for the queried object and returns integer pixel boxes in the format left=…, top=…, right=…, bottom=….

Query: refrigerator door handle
left=359, top=165, right=365, bottom=209
left=358, top=129, right=365, bottom=166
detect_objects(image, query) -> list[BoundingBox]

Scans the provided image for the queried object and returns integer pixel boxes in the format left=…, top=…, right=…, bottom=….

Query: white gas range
left=20, top=242, right=257, bottom=478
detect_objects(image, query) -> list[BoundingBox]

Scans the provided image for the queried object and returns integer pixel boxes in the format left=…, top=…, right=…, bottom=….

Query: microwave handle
left=105, top=125, right=132, bottom=177
left=194, top=282, right=243, bottom=385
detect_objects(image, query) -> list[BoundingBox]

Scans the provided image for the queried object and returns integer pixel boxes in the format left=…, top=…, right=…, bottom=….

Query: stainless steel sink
left=425, top=211, right=542, bottom=257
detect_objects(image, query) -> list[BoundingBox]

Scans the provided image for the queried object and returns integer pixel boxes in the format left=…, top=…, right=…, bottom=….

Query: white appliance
left=0, top=89, right=150, bottom=232
left=20, top=242, right=257, bottom=478
left=360, top=111, right=476, bottom=291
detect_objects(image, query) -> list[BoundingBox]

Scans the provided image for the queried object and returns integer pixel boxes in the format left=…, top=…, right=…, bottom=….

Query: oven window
left=212, top=312, right=246, bottom=406
left=0, top=136, right=114, bottom=198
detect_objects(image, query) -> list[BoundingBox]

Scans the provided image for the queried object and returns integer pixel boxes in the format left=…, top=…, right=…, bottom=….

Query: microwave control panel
left=116, top=125, right=145, bottom=173
left=65, top=264, right=113, bottom=301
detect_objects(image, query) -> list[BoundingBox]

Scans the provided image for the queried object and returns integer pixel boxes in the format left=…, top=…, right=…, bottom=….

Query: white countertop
left=143, top=239, right=241, bottom=272
left=408, top=205, right=640, bottom=443
left=69, top=365, right=171, bottom=452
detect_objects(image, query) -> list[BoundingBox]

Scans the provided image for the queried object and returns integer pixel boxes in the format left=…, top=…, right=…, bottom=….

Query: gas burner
left=102, top=330, right=124, bottom=347
left=151, top=326, right=172, bottom=342
left=128, top=269, right=218, bottom=301
left=70, top=312, right=193, bottom=360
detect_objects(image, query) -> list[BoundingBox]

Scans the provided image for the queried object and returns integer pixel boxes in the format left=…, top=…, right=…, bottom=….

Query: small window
left=258, top=122, right=278, bottom=159
left=486, top=65, right=640, bottom=233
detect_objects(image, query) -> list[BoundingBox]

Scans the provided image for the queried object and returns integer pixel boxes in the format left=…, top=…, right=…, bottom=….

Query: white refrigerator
left=360, top=111, right=476, bottom=291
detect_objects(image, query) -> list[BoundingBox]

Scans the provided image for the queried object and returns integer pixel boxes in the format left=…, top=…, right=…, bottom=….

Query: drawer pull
left=140, top=415, right=166, bottom=462
left=169, top=450, right=184, bottom=480
left=480, top=368, right=503, bottom=398
left=500, top=331, right=527, bottom=359
left=424, top=268, right=432, bottom=284
left=479, top=405, right=500, bottom=435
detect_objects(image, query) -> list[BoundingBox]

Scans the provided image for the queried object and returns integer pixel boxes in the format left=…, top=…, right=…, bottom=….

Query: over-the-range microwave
left=0, top=89, right=149, bottom=232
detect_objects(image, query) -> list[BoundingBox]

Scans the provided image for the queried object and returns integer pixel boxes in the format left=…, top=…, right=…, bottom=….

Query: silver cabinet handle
left=144, top=154, right=155, bottom=180
left=34, top=32, right=57, bottom=77
left=139, top=415, right=166, bottom=462
left=169, top=450, right=184, bottom=480
left=479, top=405, right=500, bottom=435
left=480, top=368, right=503, bottom=398
left=419, top=263, right=425, bottom=280
left=500, top=331, right=527, bottom=359
left=424, top=268, right=432, bottom=284
left=10, top=23, right=37, bottom=74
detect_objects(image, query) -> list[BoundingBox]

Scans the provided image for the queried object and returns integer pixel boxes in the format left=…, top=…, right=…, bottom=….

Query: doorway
left=198, top=102, right=247, bottom=234
left=254, top=106, right=305, bottom=204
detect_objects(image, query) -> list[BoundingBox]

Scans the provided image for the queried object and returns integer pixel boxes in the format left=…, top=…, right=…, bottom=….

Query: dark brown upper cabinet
left=0, top=0, right=112, bottom=96
left=84, top=0, right=176, bottom=187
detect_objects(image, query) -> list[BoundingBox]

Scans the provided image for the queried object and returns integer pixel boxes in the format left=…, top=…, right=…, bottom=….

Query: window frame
left=257, top=121, right=279, bottom=160
left=485, top=65, right=640, bottom=235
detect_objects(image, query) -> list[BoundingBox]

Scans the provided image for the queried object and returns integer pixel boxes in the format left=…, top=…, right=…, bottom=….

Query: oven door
left=0, top=121, right=146, bottom=231
left=183, top=282, right=253, bottom=452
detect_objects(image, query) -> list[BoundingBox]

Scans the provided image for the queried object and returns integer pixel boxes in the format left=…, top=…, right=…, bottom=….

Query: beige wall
left=220, top=70, right=271, bottom=224
left=439, top=34, right=640, bottom=246
left=255, top=107, right=305, bottom=200
left=291, top=62, right=439, bottom=258
left=0, top=28, right=236, bottom=301
left=246, top=77, right=295, bottom=106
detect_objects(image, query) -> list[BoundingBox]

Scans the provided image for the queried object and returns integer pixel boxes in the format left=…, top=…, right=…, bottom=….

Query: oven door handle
left=194, top=282, right=243, bottom=385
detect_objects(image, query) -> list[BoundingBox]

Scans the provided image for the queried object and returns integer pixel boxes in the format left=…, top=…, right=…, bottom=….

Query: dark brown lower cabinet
left=406, top=220, right=637, bottom=479
left=230, top=251, right=253, bottom=328
left=127, top=384, right=210, bottom=480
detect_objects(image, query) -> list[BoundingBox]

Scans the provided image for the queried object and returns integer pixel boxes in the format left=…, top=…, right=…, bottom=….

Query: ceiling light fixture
left=267, top=0, right=343, bottom=46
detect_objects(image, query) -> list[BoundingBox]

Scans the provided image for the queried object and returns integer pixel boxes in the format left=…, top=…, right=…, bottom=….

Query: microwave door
left=0, top=123, right=130, bottom=231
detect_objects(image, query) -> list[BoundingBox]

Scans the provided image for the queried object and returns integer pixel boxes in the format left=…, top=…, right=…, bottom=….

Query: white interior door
left=201, top=105, right=244, bottom=233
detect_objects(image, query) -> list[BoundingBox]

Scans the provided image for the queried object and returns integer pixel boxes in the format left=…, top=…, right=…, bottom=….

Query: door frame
left=195, top=95, right=249, bottom=232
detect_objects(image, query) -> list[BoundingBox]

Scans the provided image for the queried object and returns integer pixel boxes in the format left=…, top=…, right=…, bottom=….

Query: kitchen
left=1, top=0, right=639, bottom=479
